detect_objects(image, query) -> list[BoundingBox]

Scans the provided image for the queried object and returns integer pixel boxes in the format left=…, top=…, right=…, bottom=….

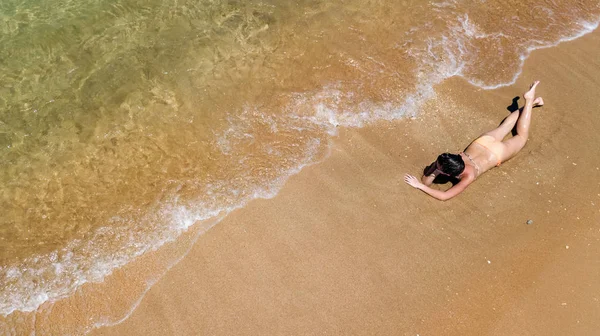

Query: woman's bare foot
left=524, top=80, right=540, bottom=102
left=533, top=96, right=544, bottom=107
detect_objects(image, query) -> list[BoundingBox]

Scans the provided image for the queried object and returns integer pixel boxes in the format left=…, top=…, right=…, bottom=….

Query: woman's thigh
left=500, top=135, right=527, bottom=162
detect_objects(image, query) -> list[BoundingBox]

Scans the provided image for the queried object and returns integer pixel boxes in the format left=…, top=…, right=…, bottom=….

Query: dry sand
left=90, top=30, right=600, bottom=335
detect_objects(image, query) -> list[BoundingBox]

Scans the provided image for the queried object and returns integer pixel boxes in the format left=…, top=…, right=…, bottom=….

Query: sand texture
left=90, top=31, right=600, bottom=336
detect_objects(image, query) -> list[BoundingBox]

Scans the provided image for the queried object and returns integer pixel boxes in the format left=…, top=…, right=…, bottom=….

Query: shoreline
left=4, top=24, right=599, bottom=336
left=2, top=14, right=599, bottom=322
left=90, top=29, right=600, bottom=335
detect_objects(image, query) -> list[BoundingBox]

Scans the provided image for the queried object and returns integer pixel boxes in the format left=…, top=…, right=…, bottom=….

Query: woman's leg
left=485, top=96, right=543, bottom=141
left=500, top=81, right=540, bottom=161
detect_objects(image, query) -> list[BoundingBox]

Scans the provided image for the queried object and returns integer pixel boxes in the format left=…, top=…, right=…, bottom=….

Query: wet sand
left=91, top=30, right=600, bottom=335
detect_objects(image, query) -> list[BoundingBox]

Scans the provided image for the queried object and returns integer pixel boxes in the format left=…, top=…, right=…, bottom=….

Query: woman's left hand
left=404, top=174, right=424, bottom=189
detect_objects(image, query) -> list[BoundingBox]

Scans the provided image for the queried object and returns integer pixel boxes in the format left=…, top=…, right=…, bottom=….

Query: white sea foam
left=458, top=19, right=600, bottom=90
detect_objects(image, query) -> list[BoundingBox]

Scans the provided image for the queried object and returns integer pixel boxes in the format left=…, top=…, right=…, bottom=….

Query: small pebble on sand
left=526, top=219, right=533, bottom=225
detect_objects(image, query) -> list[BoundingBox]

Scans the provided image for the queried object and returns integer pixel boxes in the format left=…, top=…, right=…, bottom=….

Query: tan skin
left=404, top=81, right=542, bottom=201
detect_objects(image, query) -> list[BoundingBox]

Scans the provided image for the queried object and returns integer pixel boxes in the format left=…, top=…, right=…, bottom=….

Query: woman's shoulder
left=460, top=164, right=478, bottom=182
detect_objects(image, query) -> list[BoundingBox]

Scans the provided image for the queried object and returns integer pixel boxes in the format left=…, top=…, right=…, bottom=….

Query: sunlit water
left=0, top=0, right=598, bottom=331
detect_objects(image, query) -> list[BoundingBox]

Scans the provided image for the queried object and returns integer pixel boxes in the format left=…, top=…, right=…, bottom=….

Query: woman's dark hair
left=437, top=153, right=465, bottom=177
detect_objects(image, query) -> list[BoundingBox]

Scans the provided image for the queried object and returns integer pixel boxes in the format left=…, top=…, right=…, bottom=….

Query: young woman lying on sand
left=404, top=81, right=543, bottom=201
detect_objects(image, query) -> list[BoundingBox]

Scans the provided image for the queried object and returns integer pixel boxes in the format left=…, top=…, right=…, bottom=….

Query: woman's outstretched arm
left=404, top=174, right=473, bottom=201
